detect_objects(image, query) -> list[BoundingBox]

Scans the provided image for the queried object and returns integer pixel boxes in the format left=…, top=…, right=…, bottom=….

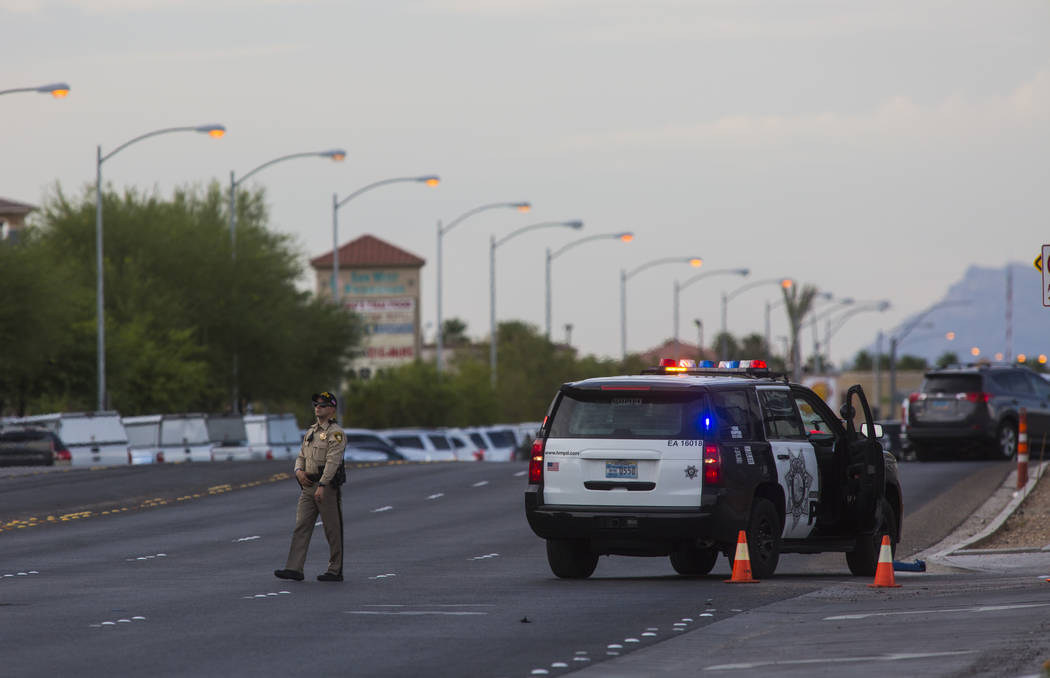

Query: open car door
left=838, top=385, right=886, bottom=532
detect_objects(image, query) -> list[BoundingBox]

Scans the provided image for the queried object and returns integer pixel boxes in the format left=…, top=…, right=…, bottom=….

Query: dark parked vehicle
left=906, top=364, right=1050, bottom=461
left=0, top=428, right=71, bottom=466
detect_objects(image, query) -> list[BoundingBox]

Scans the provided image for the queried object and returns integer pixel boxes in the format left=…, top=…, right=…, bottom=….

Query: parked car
left=160, top=414, right=214, bottom=463
left=206, top=415, right=261, bottom=461
left=342, top=429, right=405, bottom=462
left=244, top=413, right=301, bottom=461
left=0, top=428, right=60, bottom=466
left=907, top=363, right=1050, bottom=460
left=458, top=426, right=517, bottom=462
left=6, top=412, right=129, bottom=466
left=445, top=429, right=485, bottom=461
left=380, top=429, right=458, bottom=461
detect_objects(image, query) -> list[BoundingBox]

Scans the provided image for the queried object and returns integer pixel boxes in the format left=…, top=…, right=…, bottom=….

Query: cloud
left=563, top=70, right=1050, bottom=152
left=1, top=0, right=309, bottom=12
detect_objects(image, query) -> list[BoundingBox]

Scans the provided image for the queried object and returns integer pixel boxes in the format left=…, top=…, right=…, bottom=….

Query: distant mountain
left=865, top=261, right=1050, bottom=366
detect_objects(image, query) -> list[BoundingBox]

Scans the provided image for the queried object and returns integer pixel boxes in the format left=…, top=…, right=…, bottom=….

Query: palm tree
left=782, top=283, right=818, bottom=381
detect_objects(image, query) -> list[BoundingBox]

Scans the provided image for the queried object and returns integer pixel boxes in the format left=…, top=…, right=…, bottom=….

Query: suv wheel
left=846, top=498, right=896, bottom=576
left=993, top=421, right=1017, bottom=460
left=742, top=498, right=781, bottom=578
left=669, top=546, right=718, bottom=576
left=546, top=539, right=598, bottom=579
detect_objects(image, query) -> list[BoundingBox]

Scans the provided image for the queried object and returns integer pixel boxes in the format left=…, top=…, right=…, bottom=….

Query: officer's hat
left=311, top=391, right=337, bottom=407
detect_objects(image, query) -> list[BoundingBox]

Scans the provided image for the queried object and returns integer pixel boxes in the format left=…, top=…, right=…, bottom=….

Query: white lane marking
left=234, top=536, right=260, bottom=542
left=530, top=670, right=549, bottom=676
left=642, top=632, right=657, bottom=637
left=625, top=638, right=640, bottom=643
left=824, top=602, right=1050, bottom=621
left=573, top=657, right=591, bottom=662
left=368, top=573, right=397, bottom=580
left=681, top=617, right=694, bottom=622
left=700, top=613, right=714, bottom=617
left=244, top=591, right=290, bottom=599
left=472, top=481, right=489, bottom=487
left=427, top=493, right=444, bottom=500
left=362, top=603, right=493, bottom=607
left=372, top=506, right=393, bottom=513
left=514, top=470, right=527, bottom=477
left=645, top=627, right=658, bottom=631
left=348, top=610, right=488, bottom=616
left=3, top=571, right=39, bottom=577
left=551, top=662, right=569, bottom=668
left=126, top=554, right=167, bottom=562
left=607, top=644, right=623, bottom=649
left=469, top=553, right=500, bottom=560
left=704, top=650, right=977, bottom=671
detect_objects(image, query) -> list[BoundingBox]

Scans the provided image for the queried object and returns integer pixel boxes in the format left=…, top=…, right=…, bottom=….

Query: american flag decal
left=546, top=461, right=559, bottom=472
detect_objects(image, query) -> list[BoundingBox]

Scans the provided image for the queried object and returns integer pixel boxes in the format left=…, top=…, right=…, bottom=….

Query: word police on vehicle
left=524, top=359, right=903, bottom=579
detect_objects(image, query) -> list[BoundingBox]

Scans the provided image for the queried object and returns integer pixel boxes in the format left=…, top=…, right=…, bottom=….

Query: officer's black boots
left=274, top=569, right=305, bottom=581
left=317, top=572, right=343, bottom=582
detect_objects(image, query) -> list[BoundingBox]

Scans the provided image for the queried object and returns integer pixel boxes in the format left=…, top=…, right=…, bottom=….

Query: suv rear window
left=549, top=390, right=707, bottom=439
left=389, top=435, right=424, bottom=449
left=486, top=429, right=516, bottom=447
left=921, top=374, right=981, bottom=394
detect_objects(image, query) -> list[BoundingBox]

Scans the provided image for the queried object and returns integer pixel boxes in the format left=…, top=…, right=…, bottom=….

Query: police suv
left=524, top=360, right=903, bottom=579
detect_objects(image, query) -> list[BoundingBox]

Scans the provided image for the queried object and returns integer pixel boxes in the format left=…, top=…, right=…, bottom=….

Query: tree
left=441, top=318, right=470, bottom=346
left=782, top=283, right=819, bottom=381
left=20, top=182, right=363, bottom=415
left=897, top=354, right=928, bottom=370
left=936, top=351, right=960, bottom=368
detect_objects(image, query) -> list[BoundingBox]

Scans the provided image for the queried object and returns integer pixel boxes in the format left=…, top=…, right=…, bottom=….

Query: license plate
left=605, top=461, right=638, bottom=479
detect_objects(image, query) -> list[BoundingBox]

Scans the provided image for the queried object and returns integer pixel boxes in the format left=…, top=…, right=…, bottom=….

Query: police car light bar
left=643, top=358, right=780, bottom=378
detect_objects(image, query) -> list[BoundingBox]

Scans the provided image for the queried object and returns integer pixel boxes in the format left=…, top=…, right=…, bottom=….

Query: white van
left=122, top=415, right=163, bottom=464
left=159, top=414, right=213, bottom=463
left=206, top=415, right=260, bottom=461
left=244, top=413, right=301, bottom=461
left=10, top=412, right=130, bottom=466
left=380, top=429, right=458, bottom=462
left=459, top=426, right=517, bottom=462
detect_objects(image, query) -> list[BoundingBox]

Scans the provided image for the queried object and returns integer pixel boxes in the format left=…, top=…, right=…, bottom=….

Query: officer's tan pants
left=284, top=484, right=343, bottom=575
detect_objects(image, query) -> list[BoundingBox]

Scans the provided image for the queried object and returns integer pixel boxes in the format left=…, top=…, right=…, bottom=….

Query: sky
left=4, top=0, right=1049, bottom=366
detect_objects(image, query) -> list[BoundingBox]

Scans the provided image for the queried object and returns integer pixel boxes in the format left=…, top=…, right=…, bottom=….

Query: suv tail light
left=266, top=449, right=274, bottom=460
left=474, top=449, right=486, bottom=461
left=528, top=438, right=546, bottom=484
left=908, top=393, right=922, bottom=403
left=703, top=444, right=721, bottom=485
left=156, top=451, right=165, bottom=464
left=962, top=392, right=990, bottom=403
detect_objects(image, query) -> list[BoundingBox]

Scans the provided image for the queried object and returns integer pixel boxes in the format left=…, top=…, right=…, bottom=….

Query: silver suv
left=525, top=360, right=903, bottom=579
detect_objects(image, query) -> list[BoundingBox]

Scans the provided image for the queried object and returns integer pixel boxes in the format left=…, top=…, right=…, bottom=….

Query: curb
left=916, top=460, right=1050, bottom=569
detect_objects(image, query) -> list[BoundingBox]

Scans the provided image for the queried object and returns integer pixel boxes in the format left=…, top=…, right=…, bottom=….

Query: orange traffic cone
left=868, top=535, right=901, bottom=588
left=724, top=530, right=759, bottom=583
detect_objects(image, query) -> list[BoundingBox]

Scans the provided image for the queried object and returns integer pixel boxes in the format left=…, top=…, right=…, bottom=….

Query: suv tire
left=669, top=546, right=718, bottom=576
left=546, top=539, right=598, bottom=579
left=742, top=498, right=781, bottom=578
left=993, top=421, right=1017, bottom=460
left=846, top=498, right=896, bottom=576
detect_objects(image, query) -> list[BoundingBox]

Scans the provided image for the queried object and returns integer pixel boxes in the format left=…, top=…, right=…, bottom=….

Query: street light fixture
left=0, top=82, right=71, bottom=98
left=95, top=123, right=226, bottom=411
left=229, top=149, right=346, bottom=254
left=720, top=277, right=793, bottom=361
left=436, top=201, right=531, bottom=373
left=546, top=231, right=633, bottom=339
left=672, top=268, right=749, bottom=359
left=330, top=175, right=440, bottom=302
left=620, top=257, right=703, bottom=360
left=491, top=220, right=583, bottom=385
left=227, top=148, right=345, bottom=414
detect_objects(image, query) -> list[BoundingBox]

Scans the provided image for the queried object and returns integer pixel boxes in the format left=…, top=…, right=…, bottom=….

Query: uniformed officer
left=274, top=391, right=347, bottom=582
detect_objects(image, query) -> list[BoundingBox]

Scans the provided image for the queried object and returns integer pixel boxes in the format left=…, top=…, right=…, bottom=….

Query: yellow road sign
left=1036, top=254, right=1043, bottom=273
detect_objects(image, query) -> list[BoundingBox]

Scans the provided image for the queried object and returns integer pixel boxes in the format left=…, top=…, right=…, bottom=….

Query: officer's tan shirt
left=295, top=419, right=346, bottom=485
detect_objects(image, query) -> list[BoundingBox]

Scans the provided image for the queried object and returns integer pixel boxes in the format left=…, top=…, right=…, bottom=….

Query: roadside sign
left=1044, top=245, right=1050, bottom=307
left=1037, top=254, right=1044, bottom=273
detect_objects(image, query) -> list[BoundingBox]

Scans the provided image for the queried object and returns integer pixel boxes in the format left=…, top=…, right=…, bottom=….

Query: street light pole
left=227, top=149, right=346, bottom=414
left=491, top=220, right=583, bottom=386
left=436, top=201, right=530, bottom=373
left=887, top=300, right=969, bottom=410
left=331, top=175, right=439, bottom=302
left=95, top=124, right=226, bottom=411
left=621, top=256, right=703, bottom=361
left=672, top=268, right=749, bottom=359
left=545, top=231, right=633, bottom=340
left=0, top=82, right=70, bottom=97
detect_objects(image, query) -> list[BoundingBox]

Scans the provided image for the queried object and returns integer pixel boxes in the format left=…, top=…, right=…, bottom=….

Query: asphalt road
left=0, top=458, right=1033, bottom=678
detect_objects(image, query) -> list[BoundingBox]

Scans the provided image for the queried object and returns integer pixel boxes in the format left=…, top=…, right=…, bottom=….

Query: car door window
left=709, top=390, right=761, bottom=442
left=793, top=393, right=837, bottom=435
left=1024, top=373, right=1050, bottom=399
left=758, top=389, right=808, bottom=440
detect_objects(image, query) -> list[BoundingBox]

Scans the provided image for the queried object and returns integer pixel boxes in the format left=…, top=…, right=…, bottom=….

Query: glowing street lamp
left=95, top=124, right=226, bottom=411
left=0, top=82, right=70, bottom=98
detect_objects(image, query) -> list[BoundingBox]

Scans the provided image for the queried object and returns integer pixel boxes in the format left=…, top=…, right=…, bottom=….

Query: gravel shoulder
left=971, top=460, right=1050, bottom=549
